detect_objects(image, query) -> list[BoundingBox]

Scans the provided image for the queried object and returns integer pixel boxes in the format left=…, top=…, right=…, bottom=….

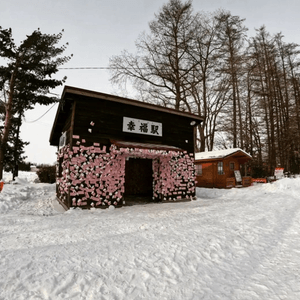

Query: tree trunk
left=12, top=113, right=22, bottom=180
left=0, top=64, right=18, bottom=180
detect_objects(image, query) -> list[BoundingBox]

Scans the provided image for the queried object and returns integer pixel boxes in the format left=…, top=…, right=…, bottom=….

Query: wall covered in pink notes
left=56, top=140, right=196, bottom=209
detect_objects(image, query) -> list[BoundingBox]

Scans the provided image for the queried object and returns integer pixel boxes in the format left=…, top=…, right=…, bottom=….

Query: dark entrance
left=124, top=158, right=153, bottom=204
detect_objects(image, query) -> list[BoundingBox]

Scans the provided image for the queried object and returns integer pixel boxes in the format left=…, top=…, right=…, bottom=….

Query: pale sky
left=1, top=0, right=300, bottom=165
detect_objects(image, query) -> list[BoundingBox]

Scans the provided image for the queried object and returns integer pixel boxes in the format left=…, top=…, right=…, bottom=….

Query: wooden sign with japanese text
left=123, top=117, right=162, bottom=137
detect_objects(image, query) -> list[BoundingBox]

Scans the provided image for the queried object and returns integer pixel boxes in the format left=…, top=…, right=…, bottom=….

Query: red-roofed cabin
left=195, top=148, right=252, bottom=188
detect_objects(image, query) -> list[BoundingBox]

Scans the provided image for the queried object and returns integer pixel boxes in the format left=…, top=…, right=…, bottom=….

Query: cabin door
left=124, top=158, right=153, bottom=196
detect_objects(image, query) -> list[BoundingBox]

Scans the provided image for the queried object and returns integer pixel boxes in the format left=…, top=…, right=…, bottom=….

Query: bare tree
left=110, top=5, right=231, bottom=152
left=110, top=0, right=197, bottom=110
left=184, top=11, right=230, bottom=151
left=109, top=1, right=300, bottom=176
left=215, top=12, right=248, bottom=148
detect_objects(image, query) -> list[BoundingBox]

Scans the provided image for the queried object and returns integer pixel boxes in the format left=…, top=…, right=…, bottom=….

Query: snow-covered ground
left=0, top=172, right=300, bottom=300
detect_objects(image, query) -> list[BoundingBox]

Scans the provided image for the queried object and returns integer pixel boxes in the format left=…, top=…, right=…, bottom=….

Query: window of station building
left=230, top=162, right=235, bottom=170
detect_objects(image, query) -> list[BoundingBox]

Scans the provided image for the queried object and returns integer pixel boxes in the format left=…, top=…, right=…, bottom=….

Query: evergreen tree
left=0, top=112, right=28, bottom=173
left=0, top=27, right=72, bottom=179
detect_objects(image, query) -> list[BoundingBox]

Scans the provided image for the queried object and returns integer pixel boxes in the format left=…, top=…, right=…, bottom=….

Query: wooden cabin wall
left=196, top=162, right=215, bottom=188
left=223, top=157, right=241, bottom=178
left=71, top=95, right=195, bottom=153
left=55, top=104, right=76, bottom=209
left=213, top=157, right=240, bottom=188
left=195, top=157, right=242, bottom=188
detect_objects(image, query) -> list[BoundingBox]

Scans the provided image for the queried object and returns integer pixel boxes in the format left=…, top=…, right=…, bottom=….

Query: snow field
left=0, top=172, right=300, bottom=299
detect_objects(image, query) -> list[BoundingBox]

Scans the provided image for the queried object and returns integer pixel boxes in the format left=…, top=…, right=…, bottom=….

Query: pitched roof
left=62, top=86, right=203, bottom=120
left=195, top=148, right=252, bottom=161
left=50, top=86, right=203, bottom=145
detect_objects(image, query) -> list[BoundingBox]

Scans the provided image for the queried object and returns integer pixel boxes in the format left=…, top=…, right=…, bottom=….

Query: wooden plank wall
left=71, top=94, right=195, bottom=153
left=195, top=157, right=245, bottom=188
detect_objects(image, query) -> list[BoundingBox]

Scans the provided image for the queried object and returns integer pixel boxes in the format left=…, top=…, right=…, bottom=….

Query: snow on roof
left=195, top=148, right=251, bottom=161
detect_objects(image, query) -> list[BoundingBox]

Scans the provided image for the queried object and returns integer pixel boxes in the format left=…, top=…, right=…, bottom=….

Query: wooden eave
left=62, top=86, right=203, bottom=120
left=223, top=150, right=252, bottom=162
left=50, top=85, right=204, bottom=146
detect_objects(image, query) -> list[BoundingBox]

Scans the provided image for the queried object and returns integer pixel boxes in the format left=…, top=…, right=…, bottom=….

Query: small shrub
left=19, top=161, right=31, bottom=171
left=36, top=165, right=56, bottom=183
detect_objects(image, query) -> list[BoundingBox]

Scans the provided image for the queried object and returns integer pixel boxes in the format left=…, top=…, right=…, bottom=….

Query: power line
left=24, top=102, right=59, bottom=123
left=59, top=67, right=114, bottom=70
left=58, top=66, right=149, bottom=70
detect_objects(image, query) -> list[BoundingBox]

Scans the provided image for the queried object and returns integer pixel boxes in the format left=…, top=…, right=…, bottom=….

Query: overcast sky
left=2, top=0, right=300, bottom=165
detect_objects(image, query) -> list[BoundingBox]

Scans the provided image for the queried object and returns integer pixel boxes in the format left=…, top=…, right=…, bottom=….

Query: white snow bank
left=0, top=171, right=56, bottom=215
left=0, top=182, right=57, bottom=215
left=196, top=177, right=300, bottom=201
left=3, top=170, right=39, bottom=183
left=0, top=174, right=300, bottom=300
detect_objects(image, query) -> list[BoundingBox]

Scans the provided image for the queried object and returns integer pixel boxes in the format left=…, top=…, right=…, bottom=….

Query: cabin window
left=218, top=161, right=224, bottom=175
left=195, top=164, right=202, bottom=176
left=230, top=162, right=235, bottom=170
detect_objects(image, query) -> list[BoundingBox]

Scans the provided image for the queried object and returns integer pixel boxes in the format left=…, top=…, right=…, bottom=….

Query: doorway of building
left=124, top=158, right=153, bottom=205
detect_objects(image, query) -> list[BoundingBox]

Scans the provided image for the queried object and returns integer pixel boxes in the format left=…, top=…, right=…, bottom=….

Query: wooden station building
left=194, top=148, right=252, bottom=189
left=49, top=86, right=203, bottom=210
